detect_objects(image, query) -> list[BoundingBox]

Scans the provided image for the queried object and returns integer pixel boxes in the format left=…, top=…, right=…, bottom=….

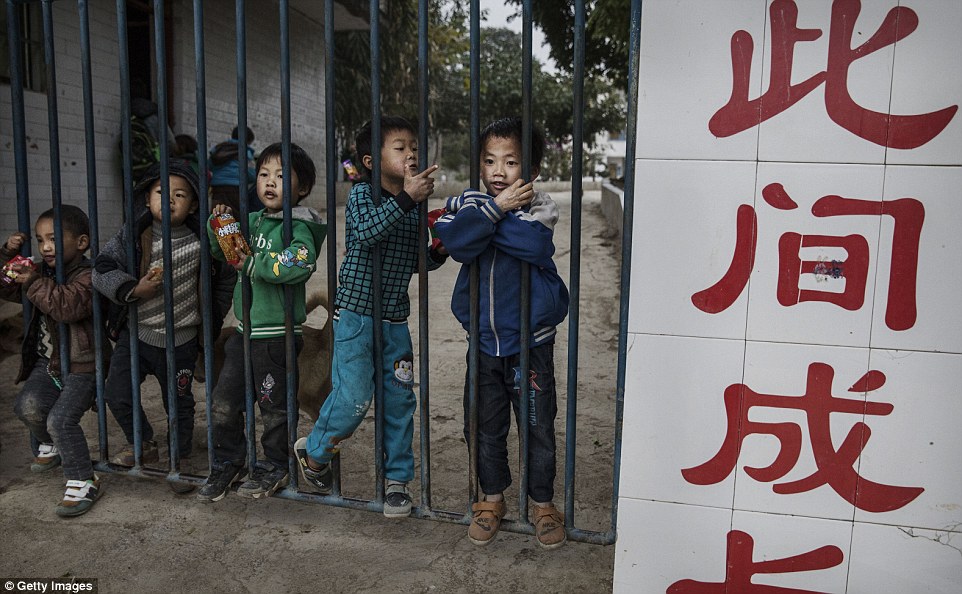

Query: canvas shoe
left=293, top=437, right=333, bottom=494
left=196, top=462, right=246, bottom=503
left=110, top=440, right=160, bottom=467
left=31, top=443, right=62, bottom=473
left=383, top=482, right=412, bottom=518
left=236, top=463, right=289, bottom=499
left=533, top=503, right=567, bottom=549
left=55, top=475, right=101, bottom=517
left=467, top=499, right=506, bottom=546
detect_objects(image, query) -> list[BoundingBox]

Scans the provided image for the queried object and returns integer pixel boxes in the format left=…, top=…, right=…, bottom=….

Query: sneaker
left=168, top=456, right=196, bottom=495
left=196, top=462, right=245, bottom=503
left=383, top=482, right=412, bottom=518
left=533, top=503, right=567, bottom=550
left=467, top=499, right=506, bottom=546
left=236, top=464, right=289, bottom=499
left=56, top=475, right=101, bottom=517
left=293, top=437, right=333, bottom=494
left=110, top=440, right=160, bottom=467
left=31, top=443, right=62, bottom=473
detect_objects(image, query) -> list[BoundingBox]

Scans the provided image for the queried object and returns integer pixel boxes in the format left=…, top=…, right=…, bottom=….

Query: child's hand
left=211, top=203, right=233, bottom=216
left=404, top=164, right=439, bottom=203
left=493, top=179, right=534, bottom=212
left=130, top=268, right=163, bottom=300
left=4, top=232, right=29, bottom=253
left=10, top=261, right=37, bottom=285
left=230, top=252, right=247, bottom=271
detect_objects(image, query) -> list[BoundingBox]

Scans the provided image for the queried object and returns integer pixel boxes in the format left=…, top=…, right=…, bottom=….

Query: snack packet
left=210, top=212, right=251, bottom=265
left=1, top=255, right=34, bottom=285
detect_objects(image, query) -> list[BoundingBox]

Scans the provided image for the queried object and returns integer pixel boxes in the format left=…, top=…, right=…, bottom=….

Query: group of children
left=1, top=116, right=569, bottom=549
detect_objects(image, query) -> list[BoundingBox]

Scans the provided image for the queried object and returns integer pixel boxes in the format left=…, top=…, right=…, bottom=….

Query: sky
left=480, top=1, right=557, bottom=73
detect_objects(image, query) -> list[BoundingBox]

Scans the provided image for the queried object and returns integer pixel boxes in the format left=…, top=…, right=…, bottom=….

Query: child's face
left=147, top=175, right=198, bottom=226
left=481, top=136, right=539, bottom=197
left=34, top=217, right=89, bottom=269
left=257, top=155, right=306, bottom=213
left=364, top=128, right=418, bottom=187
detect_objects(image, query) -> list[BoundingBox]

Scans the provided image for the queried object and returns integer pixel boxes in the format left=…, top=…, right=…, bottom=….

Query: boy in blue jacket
left=434, top=117, right=569, bottom=549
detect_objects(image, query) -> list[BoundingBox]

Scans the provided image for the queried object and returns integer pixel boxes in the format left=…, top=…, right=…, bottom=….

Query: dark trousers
left=464, top=343, right=558, bottom=503
left=14, top=359, right=96, bottom=480
left=103, top=329, right=198, bottom=457
left=210, top=333, right=302, bottom=470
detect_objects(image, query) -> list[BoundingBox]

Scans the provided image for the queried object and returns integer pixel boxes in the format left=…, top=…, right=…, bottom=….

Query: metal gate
left=3, top=0, right=640, bottom=545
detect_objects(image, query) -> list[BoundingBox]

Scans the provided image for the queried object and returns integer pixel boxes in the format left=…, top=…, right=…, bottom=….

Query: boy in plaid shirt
left=294, top=116, right=445, bottom=517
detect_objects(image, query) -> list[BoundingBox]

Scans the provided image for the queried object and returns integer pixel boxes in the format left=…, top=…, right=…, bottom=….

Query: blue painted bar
left=77, top=0, right=109, bottom=461
left=517, top=0, right=533, bottom=525
left=466, top=0, right=481, bottom=511
left=369, top=0, right=385, bottom=503
left=416, top=0, right=432, bottom=510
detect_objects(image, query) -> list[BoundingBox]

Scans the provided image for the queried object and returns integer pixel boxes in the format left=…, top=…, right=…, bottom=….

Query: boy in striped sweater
left=94, top=160, right=236, bottom=490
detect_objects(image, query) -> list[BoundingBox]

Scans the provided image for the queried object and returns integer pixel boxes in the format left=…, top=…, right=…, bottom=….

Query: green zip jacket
left=207, top=206, right=326, bottom=339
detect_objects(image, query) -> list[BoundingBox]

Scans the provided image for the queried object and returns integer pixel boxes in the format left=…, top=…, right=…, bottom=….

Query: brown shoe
left=534, top=503, right=567, bottom=549
left=468, top=500, right=506, bottom=546
left=110, top=440, right=159, bottom=467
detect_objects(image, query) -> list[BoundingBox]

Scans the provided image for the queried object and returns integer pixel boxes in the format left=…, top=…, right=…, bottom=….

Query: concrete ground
left=0, top=189, right=623, bottom=594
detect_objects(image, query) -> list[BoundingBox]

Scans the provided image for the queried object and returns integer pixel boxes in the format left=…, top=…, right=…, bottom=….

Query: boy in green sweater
left=198, top=142, right=326, bottom=502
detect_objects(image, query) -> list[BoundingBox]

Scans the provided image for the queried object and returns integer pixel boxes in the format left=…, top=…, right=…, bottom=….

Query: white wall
left=614, top=1, right=961, bottom=592
left=1, top=0, right=327, bottom=244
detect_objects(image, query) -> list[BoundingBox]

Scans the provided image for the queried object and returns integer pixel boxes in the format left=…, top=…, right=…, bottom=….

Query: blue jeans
left=14, top=359, right=96, bottom=480
left=466, top=343, right=558, bottom=503
left=210, top=333, right=302, bottom=469
left=305, top=309, right=417, bottom=483
left=103, top=329, right=198, bottom=457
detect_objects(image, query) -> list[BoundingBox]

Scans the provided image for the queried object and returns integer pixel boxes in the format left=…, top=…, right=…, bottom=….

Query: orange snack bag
left=210, top=212, right=251, bottom=265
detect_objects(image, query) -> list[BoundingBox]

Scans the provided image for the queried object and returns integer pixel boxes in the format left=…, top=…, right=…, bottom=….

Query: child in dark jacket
left=93, top=160, right=236, bottom=488
left=434, top=117, right=569, bottom=549
left=198, top=142, right=325, bottom=503
left=1, top=205, right=105, bottom=517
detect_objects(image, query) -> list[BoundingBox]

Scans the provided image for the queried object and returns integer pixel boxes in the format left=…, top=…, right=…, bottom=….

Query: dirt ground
left=0, top=188, right=623, bottom=593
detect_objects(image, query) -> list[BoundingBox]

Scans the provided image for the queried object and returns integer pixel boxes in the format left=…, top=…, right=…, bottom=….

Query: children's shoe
left=533, top=503, right=567, bottom=550
left=293, top=437, right=333, bottom=494
left=110, top=440, right=160, bottom=467
left=467, top=499, right=506, bottom=546
left=236, top=464, right=289, bottom=499
left=196, top=462, right=245, bottom=503
left=383, top=482, right=412, bottom=518
left=55, top=476, right=101, bottom=517
left=30, top=443, right=62, bottom=473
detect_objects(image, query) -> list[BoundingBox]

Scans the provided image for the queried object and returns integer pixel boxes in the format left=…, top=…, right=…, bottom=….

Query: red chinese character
left=709, top=0, right=958, bottom=148
left=682, top=362, right=924, bottom=513
left=691, top=183, right=924, bottom=331
left=668, top=530, right=844, bottom=594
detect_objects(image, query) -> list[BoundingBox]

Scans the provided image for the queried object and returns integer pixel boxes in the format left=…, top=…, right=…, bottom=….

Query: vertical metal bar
left=416, top=0, right=432, bottom=510
left=564, top=0, right=586, bottom=528
left=6, top=0, right=34, bottom=357
left=370, top=0, right=385, bottom=504
left=153, top=0, right=181, bottom=472
left=115, top=0, right=145, bottom=468
left=40, top=0, right=68, bottom=374
left=608, top=0, right=643, bottom=543
left=77, top=0, right=108, bottom=461
left=323, top=0, right=342, bottom=496
left=235, top=0, right=256, bottom=470
left=193, top=0, right=215, bottom=476
left=279, top=0, right=298, bottom=486
left=466, top=0, right=481, bottom=511
left=517, top=0, right=533, bottom=523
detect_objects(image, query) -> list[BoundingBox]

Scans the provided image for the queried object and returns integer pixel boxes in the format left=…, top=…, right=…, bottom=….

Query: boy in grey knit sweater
left=93, top=161, right=235, bottom=483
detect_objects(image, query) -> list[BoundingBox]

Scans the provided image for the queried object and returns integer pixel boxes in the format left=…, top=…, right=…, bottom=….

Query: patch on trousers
left=513, top=367, right=542, bottom=427
left=176, top=368, right=193, bottom=396
left=393, top=353, right=414, bottom=387
left=259, top=373, right=276, bottom=403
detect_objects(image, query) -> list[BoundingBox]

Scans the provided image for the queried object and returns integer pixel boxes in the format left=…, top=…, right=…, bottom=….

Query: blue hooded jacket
left=435, top=189, right=569, bottom=357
